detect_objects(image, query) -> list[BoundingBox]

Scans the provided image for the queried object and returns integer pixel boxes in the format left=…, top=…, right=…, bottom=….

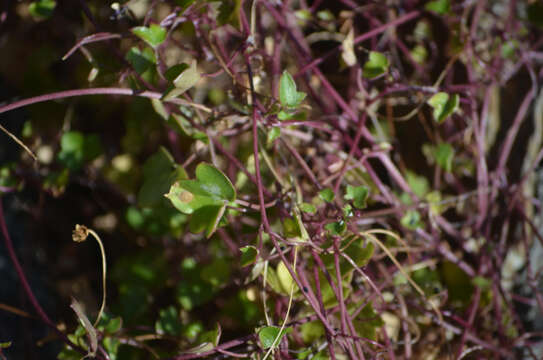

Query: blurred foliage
left=0, top=0, right=542, bottom=359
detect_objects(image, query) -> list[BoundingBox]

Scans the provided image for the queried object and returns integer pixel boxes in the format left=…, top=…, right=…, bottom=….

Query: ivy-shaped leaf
left=363, top=51, right=389, bottom=79
left=325, top=220, right=346, bottom=236
left=344, top=185, right=369, bottom=209
left=258, top=326, right=292, bottom=349
left=319, top=188, right=335, bottom=202
left=131, top=24, right=166, bottom=48
left=427, top=92, right=459, bottom=123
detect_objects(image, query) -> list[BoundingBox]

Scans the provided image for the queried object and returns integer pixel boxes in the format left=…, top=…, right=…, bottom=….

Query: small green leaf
left=163, top=60, right=200, bottom=100
left=283, top=217, right=302, bottom=238
left=198, top=323, right=221, bottom=347
left=299, top=202, right=316, bottom=214
left=131, top=24, right=167, bottom=48
left=28, top=0, right=56, bottom=19
left=265, top=267, right=286, bottom=294
left=435, top=143, right=454, bottom=172
left=192, top=162, right=236, bottom=201
left=401, top=210, right=422, bottom=230
left=267, top=127, right=281, bottom=146
left=125, top=47, right=156, bottom=74
left=363, top=51, right=389, bottom=79
left=155, top=306, right=182, bottom=336
left=104, top=316, right=122, bottom=334
left=405, top=171, right=429, bottom=198
left=325, top=220, right=346, bottom=235
left=258, top=326, right=292, bottom=349
left=279, top=70, right=306, bottom=108
left=103, top=337, right=120, bottom=360
left=58, top=131, right=102, bottom=170
left=319, top=188, right=335, bottom=202
left=240, top=245, right=258, bottom=267
left=344, top=185, right=369, bottom=209
left=0, top=342, right=11, bottom=349
left=425, top=0, right=450, bottom=15
left=217, top=0, right=241, bottom=26
left=427, top=92, right=459, bottom=123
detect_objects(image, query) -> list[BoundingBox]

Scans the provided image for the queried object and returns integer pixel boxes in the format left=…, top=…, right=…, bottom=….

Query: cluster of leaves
left=1, top=0, right=543, bottom=359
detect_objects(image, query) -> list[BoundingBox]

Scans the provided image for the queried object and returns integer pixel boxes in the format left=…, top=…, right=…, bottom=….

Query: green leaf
left=434, top=143, right=454, bottom=172
left=103, top=337, right=120, bottom=360
left=363, top=51, right=389, bottom=79
left=283, top=217, right=302, bottom=238
left=300, top=321, right=324, bottom=343
left=217, top=0, right=241, bottom=26
left=279, top=70, right=306, bottom=108
left=0, top=342, right=11, bottom=349
left=137, top=147, right=187, bottom=208
left=267, top=126, right=281, bottom=146
left=319, top=188, right=335, bottom=202
left=198, top=323, right=221, bottom=347
left=183, top=163, right=236, bottom=201
left=104, top=316, right=122, bottom=334
left=57, top=348, right=81, bottom=360
left=401, top=210, right=422, bottom=230
left=131, top=24, right=167, bottom=48
left=265, top=266, right=286, bottom=294
left=28, top=0, right=56, bottom=19
left=165, top=181, right=220, bottom=214
left=325, top=220, right=346, bottom=235
left=425, top=0, right=450, bottom=15
left=277, top=261, right=296, bottom=293
left=427, top=92, right=459, bottom=123
left=125, top=47, right=156, bottom=75
left=299, top=202, right=316, bottom=214
left=344, top=185, right=369, bottom=209
left=164, top=63, right=190, bottom=81
left=258, top=326, right=292, bottom=349
left=58, top=131, right=102, bottom=170
left=405, top=171, right=429, bottom=198
left=155, top=306, right=182, bottom=336
left=240, top=245, right=258, bottom=267
left=354, top=303, right=384, bottom=340
left=189, top=204, right=226, bottom=237
left=163, top=60, right=201, bottom=100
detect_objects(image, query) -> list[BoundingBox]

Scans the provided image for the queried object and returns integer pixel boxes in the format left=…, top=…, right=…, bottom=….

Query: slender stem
left=0, top=87, right=211, bottom=116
